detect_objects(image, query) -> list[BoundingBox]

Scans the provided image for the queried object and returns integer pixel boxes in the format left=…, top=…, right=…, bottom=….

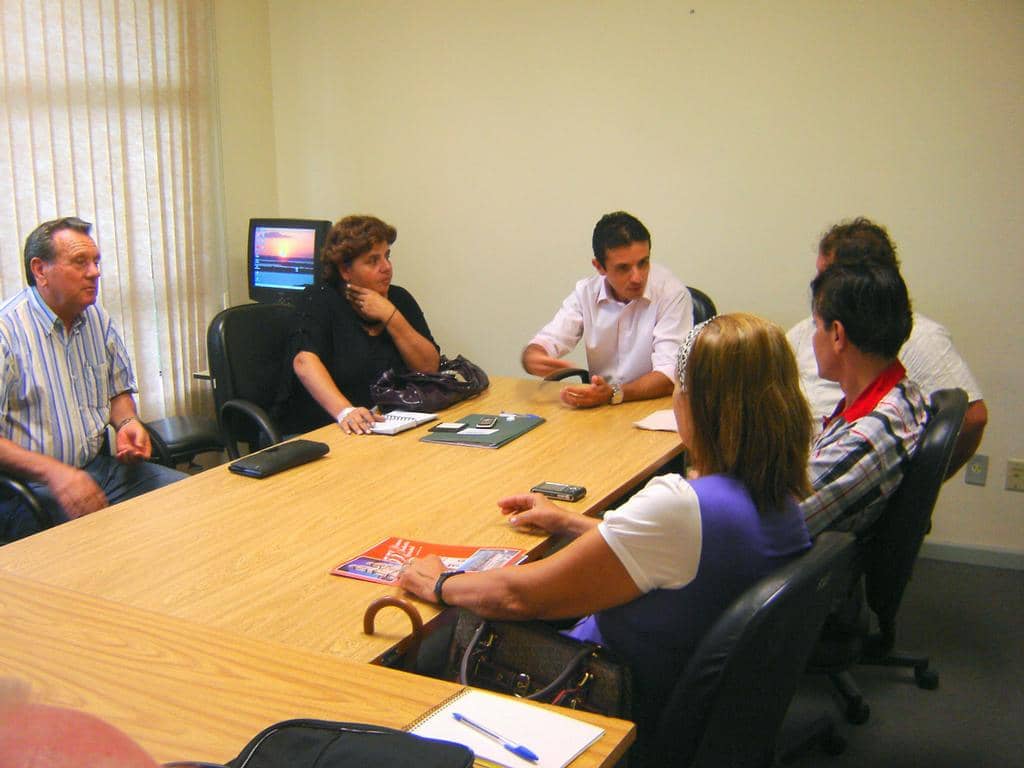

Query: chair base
left=829, top=671, right=871, bottom=724
left=861, top=646, right=939, bottom=690
left=777, top=712, right=847, bottom=764
left=826, top=645, right=938, bottom=726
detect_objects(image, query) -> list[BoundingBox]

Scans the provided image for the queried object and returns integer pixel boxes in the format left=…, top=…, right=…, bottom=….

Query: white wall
left=216, top=0, right=1024, bottom=555
left=213, top=0, right=279, bottom=306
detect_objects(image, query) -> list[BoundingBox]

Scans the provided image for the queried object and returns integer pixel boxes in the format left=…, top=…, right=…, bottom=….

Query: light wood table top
left=0, top=377, right=681, bottom=662
left=0, top=572, right=634, bottom=767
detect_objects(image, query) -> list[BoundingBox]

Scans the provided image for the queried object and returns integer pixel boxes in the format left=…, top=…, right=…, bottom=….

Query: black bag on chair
left=370, top=355, right=489, bottom=413
left=446, top=609, right=633, bottom=719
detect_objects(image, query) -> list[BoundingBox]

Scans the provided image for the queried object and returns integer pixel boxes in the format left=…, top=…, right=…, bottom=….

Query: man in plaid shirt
left=800, top=260, right=929, bottom=537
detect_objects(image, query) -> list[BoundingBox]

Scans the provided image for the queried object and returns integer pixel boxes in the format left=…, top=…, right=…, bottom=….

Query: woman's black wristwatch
left=433, top=570, right=465, bottom=607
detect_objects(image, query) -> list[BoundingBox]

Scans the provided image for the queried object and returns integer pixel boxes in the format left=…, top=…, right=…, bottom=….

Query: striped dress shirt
left=801, top=362, right=929, bottom=537
left=0, top=287, right=136, bottom=468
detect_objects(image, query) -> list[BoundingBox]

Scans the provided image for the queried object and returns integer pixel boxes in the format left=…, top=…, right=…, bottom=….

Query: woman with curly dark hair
left=278, top=215, right=440, bottom=435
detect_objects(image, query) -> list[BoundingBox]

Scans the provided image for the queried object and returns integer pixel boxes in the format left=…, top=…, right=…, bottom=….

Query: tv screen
left=247, top=218, right=332, bottom=304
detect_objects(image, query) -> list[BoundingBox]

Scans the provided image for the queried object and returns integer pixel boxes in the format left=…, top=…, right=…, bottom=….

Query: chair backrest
left=863, top=388, right=968, bottom=634
left=206, top=303, right=296, bottom=452
left=687, top=286, right=717, bottom=325
left=645, top=531, right=858, bottom=768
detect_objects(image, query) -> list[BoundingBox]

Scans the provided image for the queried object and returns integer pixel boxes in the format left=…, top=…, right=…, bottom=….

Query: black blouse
left=275, top=283, right=438, bottom=433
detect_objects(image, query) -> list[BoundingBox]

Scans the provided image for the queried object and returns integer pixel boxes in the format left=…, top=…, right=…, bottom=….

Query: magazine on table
left=331, top=536, right=528, bottom=584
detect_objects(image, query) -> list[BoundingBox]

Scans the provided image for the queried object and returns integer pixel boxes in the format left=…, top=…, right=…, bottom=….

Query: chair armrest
left=219, top=399, right=283, bottom=459
left=543, top=368, right=591, bottom=384
left=0, top=475, right=54, bottom=532
left=140, top=420, right=174, bottom=467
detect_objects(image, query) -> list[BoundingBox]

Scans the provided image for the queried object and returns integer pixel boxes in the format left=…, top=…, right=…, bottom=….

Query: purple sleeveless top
left=569, top=473, right=810, bottom=730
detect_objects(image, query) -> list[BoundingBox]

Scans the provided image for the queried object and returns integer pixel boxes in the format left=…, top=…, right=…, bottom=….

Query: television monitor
left=247, top=218, right=332, bottom=304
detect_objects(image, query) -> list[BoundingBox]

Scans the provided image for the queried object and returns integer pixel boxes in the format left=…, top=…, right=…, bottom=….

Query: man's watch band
left=610, top=383, right=624, bottom=405
left=434, top=570, right=465, bottom=607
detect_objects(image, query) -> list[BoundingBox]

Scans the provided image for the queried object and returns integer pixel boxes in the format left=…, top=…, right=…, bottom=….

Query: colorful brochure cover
left=331, top=536, right=527, bottom=584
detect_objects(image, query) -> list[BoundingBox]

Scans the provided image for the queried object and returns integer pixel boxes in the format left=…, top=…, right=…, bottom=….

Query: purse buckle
left=512, top=673, right=532, bottom=697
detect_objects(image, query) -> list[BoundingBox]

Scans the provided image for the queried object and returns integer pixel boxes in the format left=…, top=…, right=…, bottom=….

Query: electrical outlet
left=965, top=454, right=988, bottom=486
left=1007, top=460, right=1024, bottom=493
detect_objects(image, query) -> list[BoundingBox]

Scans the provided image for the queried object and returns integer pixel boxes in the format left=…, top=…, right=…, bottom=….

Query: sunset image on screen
left=255, top=227, right=316, bottom=263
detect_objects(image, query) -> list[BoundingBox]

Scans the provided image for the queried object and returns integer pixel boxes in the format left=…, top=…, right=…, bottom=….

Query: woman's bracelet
left=336, top=407, right=355, bottom=423
left=114, top=415, right=137, bottom=432
left=383, top=308, right=397, bottom=328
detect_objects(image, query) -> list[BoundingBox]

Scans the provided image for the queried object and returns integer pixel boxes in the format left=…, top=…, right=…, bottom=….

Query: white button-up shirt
left=530, top=262, right=692, bottom=384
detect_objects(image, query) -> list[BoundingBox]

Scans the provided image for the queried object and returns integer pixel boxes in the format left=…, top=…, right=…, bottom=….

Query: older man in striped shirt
left=0, top=217, right=185, bottom=541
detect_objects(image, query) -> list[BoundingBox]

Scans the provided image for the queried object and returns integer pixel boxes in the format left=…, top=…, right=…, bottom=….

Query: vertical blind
left=0, top=0, right=226, bottom=419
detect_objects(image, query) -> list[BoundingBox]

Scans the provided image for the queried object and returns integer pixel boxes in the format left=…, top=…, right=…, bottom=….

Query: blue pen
left=452, top=711, right=539, bottom=763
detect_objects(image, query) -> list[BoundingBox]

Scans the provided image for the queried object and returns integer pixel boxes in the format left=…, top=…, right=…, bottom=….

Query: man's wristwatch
left=609, top=383, right=624, bottom=405
left=433, top=570, right=465, bottom=607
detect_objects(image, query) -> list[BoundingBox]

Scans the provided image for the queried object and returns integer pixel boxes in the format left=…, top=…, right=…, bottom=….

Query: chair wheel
left=821, top=731, right=847, bottom=756
left=915, top=667, right=939, bottom=690
left=845, top=699, right=870, bottom=724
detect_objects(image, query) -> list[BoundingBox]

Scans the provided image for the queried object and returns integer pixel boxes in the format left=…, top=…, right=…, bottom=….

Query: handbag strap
left=525, top=644, right=596, bottom=701
left=458, top=620, right=597, bottom=701
left=458, top=620, right=489, bottom=685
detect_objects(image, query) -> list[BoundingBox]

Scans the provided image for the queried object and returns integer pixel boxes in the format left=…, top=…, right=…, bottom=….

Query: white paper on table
left=633, top=408, right=677, bottom=432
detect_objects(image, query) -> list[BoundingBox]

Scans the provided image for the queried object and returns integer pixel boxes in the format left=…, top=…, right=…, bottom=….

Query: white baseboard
left=920, top=541, right=1024, bottom=570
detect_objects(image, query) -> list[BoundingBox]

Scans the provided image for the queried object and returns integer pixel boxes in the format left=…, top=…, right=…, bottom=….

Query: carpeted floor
left=782, top=556, right=1024, bottom=767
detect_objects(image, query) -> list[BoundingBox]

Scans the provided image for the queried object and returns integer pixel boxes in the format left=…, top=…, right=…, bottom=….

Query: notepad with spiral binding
left=406, top=688, right=604, bottom=768
left=371, top=410, right=438, bottom=435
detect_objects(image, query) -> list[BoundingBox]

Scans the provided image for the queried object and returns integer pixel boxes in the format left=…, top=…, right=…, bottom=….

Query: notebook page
left=409, top=689, right=604, bottom=768
left=371, top=410, right=437, bottom=435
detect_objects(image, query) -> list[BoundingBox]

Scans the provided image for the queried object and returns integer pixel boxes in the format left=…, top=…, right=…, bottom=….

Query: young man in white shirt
left=522, top=211, right=693, bottom=408
left=787, top=217, right=987, bottom=476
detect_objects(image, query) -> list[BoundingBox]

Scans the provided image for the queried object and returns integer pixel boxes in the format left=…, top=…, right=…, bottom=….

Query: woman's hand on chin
left=345, top=283, right=395, bottom=324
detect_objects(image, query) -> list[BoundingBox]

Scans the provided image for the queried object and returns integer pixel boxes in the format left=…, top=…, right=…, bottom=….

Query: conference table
left=0, top=571, right=635, bottom=766
left=0, top=376, right=681, bottom=664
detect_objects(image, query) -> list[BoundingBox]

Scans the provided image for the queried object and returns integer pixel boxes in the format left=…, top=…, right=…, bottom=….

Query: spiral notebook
left=371, top=410, right=437, bottom=435
left=406, top=688, right=604, bottom=768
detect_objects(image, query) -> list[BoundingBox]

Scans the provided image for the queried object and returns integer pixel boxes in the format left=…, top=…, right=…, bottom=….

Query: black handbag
left=446, top=608, right=633, bottom=719
left=370, top=355, right=489, bottom=413
left=164, top=718, right=473, bottom=768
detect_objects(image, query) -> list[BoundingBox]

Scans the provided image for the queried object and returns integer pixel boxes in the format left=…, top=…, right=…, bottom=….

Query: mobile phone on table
left=530, top=481, right=586, bottom=502
left=430, top=421, right=467, bottom=433
left=475, top=415, right=499, bottom=429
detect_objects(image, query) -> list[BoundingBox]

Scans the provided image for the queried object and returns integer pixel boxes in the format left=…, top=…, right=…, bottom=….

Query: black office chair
left=629, top=531, right=857, bottom=768
left=813, top=388, right=968, bottom=723
left=687, top=286, right=717, bottom=324
left=207, top=303, right=295, bottom=459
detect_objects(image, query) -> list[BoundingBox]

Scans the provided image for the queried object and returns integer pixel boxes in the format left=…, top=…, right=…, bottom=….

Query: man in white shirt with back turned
left=522, top=211, right=692, bottom=408
left=788, top=217, right=987, bottom=477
